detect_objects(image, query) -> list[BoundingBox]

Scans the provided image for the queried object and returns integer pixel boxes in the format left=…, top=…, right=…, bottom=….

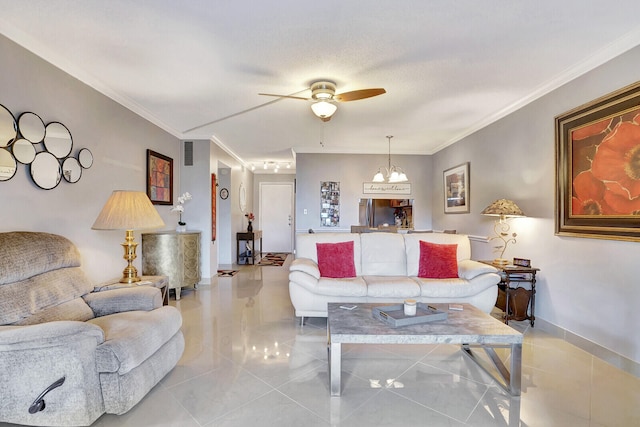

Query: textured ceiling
left=1, top=1, right=639, bottom=173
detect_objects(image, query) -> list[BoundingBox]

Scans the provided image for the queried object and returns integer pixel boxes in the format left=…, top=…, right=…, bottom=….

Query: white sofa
left=289, top=232, right=500, bottom=319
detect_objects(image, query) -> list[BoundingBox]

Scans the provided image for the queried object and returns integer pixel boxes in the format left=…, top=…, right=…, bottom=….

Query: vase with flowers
left=171, top=192, right=192, bottom=232
left=245, top=212, right=255, bottom=232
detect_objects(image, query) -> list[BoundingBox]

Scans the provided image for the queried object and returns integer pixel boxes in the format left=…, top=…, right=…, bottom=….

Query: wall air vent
left=184, top=141, right=193, bottom=166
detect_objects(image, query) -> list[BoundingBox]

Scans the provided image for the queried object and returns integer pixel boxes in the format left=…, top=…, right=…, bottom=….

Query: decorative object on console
left=146, top=149, right=173, bottom=205
left=443, top=162, right=470, bottom=214
left=556, top=80, right=640, bottom=241
left=372, top=135, right=408, bottom=183
left=481, top=199, right=525, bottom=264
left=92, top=190, right=165, bottom=283
left=245, top=211, right=255, bottom=232
left=171, top=191, right=192, bottom=232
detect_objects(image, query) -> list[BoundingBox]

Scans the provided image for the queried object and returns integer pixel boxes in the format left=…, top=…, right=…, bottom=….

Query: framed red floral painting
left=556, top=81, right=640, bottom=241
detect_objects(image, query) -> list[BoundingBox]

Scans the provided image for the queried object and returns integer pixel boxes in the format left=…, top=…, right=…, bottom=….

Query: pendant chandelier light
left=372, top=135, right=408, bottom=183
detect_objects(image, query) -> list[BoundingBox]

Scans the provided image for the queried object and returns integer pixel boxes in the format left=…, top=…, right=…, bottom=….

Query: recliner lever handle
left=28, top=377, right=66, bottom=414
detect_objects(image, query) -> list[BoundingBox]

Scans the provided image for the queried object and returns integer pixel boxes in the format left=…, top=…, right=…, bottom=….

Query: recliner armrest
left=83, top=286, right=162, bottom=317
left=0, top=321, right=104, bottom=349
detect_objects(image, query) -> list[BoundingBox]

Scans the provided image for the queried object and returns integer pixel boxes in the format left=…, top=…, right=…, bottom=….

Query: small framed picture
left=443, top=162, right=470, bottom=214
left=513, top=258, right=531, bottom=267
left=146, top=149, right=173, bottom=205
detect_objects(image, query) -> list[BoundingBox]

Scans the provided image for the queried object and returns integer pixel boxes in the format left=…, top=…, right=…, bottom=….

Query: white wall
left=433, top=45, right=640, bottom=366
left=0, top=34, right=180, bottom=284
left=295, top=153, right=433, bottom=232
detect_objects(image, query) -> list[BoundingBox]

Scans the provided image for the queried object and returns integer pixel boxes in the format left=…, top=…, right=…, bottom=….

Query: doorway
left=259, top=182, right=294, bottom=253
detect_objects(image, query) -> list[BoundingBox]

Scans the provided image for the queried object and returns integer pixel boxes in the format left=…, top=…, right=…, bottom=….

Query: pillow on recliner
left=316, top=241, right=356, bottom=278
left=418, top=240, right=459, bottom=279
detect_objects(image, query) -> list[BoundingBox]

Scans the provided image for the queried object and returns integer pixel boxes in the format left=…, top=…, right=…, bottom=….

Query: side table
left=237, top=230, right=262, bottom=265
left=481, top=261, right=539, bottom=326
left=94, top=275, right=169, bottom=306
left=141, top=231, right=201, bottom=300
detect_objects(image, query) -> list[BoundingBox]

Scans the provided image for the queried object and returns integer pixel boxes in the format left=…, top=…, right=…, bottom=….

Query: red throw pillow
left=316, top=241, right=356, bottom=278
left=418, top=240, right=459, bottom=279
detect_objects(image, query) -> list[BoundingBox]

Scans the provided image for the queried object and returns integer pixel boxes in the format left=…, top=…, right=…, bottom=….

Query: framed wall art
left=146, top=149, right=173, bottom=205
left=320, top=181, right=340, bottom=226
left=211, top=173, right=216, bottom=242
left=556, top=81, right=640, bottom=241
left=443, top=162, right=470, bottom=214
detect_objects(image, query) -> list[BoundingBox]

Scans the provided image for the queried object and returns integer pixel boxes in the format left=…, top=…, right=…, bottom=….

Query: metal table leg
left=329, top=342, right=342, bottom=396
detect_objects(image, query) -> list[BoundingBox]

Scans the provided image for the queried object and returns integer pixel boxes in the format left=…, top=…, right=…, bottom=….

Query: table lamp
left=481, top=199, right=525, bottom=265
left=92, top=190, right=165, bottom=283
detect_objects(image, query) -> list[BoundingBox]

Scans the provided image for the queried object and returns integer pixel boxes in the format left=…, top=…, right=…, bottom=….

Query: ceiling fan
left=259, top=81, right=386, bottom=122
left=183, top=80, right=386, bottom=133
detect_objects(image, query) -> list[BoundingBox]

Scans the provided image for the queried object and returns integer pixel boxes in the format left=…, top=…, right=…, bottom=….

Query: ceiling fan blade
left=258, top=93, right=310, bottom=101
left=183, top=98, right=285, bottom=132
left=334, top=88, right=386, bottom=102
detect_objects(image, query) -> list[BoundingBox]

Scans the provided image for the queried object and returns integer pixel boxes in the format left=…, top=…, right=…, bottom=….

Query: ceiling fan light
left=311, top=101, right=337, bottom=119
left=372, top=170, right=385, bottom=182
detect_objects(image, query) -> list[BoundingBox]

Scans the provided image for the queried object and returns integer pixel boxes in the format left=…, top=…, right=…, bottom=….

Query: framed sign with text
left=363, top=182, right=411, bottom=195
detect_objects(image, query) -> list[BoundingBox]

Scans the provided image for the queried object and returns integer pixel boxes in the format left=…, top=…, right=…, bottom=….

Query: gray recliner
left=0, top=232, right=185, bottom=426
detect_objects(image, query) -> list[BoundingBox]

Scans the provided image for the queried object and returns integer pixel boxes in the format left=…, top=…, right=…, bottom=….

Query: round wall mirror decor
left=44, top=122, right=73, bottom=158
left=0, top=104, right=17, bottom=148
left=30, top=151, right=62, bottom=190
left=12, top=138, right=36, bottom=164
left=18, top=112, right=45, bottom=143
left=62, top=157, right=82, bottom=183
left=0, top=147, right=17, bottom=181
left=78, top=148, right=93, bottom=168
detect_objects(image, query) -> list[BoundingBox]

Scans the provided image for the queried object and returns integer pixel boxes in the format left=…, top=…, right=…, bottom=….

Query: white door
left=260, top=182, right=293, bottom=253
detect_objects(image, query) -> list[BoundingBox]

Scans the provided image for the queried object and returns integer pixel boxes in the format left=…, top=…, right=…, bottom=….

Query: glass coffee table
left=327, top=302, right=523, bottom=397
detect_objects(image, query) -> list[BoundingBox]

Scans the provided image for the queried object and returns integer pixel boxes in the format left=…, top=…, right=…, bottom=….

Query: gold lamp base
left=119, top=230, right=141, bottom=283
left=493, top=258, right=509, bottom=265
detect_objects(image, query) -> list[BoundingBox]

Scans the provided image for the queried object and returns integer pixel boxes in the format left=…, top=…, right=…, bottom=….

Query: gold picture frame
left=555, top=81, right=640, bottom=241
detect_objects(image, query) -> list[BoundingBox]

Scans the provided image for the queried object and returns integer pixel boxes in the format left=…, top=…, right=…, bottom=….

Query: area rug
left=217, top=269, right=239, bottom=277
left=257, top=253, right=288, bottom=267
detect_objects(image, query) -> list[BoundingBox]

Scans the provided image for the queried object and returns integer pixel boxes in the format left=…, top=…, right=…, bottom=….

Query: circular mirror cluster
left=0, top=104, right=93, bottom=189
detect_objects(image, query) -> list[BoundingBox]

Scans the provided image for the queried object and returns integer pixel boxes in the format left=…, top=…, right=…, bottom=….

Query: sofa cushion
left=418, top=241, right=459, bottom=279
left=316, top=277, right=368, bottom=297
left=413, top=275, right=498, bottom=298
left=364, top=276, right=420, bottom=298
left=296, top=233, right=362, bottom=276
left=404, top=233, right=471, bottom=276
left=0, top=232, right=82, bottom=285
left=316, top=241, right=356, bottom=278
left=88, top=306, right=182, bottom=375
left=360, top=233, right=407, bottom=276
left=0, top=267, right=96, bottom=326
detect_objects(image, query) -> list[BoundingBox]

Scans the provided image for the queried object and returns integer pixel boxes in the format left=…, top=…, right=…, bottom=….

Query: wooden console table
left=482, top=261, right=539, bottom=327
left=237, top=230, right=262, bottom=265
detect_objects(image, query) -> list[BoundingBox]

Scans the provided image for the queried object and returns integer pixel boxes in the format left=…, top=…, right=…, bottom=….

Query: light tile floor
left=22, top=256, right=640, bottom=427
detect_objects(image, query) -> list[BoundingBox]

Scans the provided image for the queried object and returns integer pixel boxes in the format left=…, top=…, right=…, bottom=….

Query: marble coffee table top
left=327, top=303, right=523, bottom=345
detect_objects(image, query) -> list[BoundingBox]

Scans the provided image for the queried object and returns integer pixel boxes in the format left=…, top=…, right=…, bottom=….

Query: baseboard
left=536, top=318, right=639, bottom=378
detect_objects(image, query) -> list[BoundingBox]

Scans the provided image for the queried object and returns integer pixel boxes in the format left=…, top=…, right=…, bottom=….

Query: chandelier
left=372, top=135, right=408, bottom=183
